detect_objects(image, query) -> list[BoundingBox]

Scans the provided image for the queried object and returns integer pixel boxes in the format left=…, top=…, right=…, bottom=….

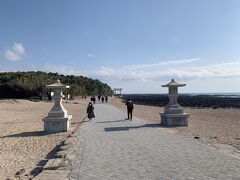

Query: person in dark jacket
left=87, top=102, right=95, bottom=121
left=93, top=96, right=96, bottom=104
left=101, top=96, right=105, bottom=103
left=125, top=99, right=134, bottom=120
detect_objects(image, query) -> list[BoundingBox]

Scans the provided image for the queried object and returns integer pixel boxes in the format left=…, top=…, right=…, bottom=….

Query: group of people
left=86, top=98, right=134, bottom=121
left=90, top=96, right=96, bottom=104
left=86, top=95, right=109, bottom=121
left=97, top=95, right=108, bottom=103
left=90, top=95, right=109, bottom=104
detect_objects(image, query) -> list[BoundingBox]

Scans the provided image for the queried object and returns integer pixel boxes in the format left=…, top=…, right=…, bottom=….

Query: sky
left=1, top=0, right=240, bottom=93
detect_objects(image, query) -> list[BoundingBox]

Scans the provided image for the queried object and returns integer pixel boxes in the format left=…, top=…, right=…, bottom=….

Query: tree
left=0, top=71, right=113, bottom=99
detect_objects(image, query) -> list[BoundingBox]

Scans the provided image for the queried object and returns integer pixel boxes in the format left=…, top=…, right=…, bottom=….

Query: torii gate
left=113, top=88, right=122, bottom=96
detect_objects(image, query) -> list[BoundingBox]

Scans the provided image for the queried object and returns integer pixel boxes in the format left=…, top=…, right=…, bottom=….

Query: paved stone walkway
left=70, top=104, right=240, bottom=180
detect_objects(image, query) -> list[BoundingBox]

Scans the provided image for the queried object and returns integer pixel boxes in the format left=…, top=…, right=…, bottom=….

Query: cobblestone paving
left=71, top=104, right=240, bottom=180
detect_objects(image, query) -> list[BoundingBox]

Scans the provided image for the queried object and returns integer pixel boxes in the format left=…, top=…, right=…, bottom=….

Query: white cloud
left=43, top=63, right=80, bottom=76
left=13, top=43, right=25, bottom=54
left=90, top=59, right=240, bottom=83
left=31, top=64, right=37, bottom=70
left=12, top=57, right=239, bottom=93
left=123, top=58, right=200, bottom=70
left=5, top=50, right=20, bottom=61
left=4, top=43, right=26, bottom=61
left=88, top=53, right=95, bottom=58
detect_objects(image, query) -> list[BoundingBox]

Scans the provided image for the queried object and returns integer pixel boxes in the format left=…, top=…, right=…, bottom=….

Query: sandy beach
left=0, top=99, right=88, bottom=179
left=0, top=97, right=240, bottom=179
left=109, top=97, right=240, bottom=156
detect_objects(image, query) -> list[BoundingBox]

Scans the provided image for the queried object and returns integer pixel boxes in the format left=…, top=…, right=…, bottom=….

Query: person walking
left=125, top=99, right=134, bottom=120
left=86, top=102, right=95, bottom=121
left=105, top=95, right=108, bottom=103
left=101, top=96, right=105, bottom=103
left=98, top=95, right=101, bottom=101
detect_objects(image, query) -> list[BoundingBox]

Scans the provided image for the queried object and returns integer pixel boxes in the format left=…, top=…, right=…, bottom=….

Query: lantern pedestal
left=42, top=80, right=72, bottom=133
left=160, top=113, right=188, bottom=126
left=43, top=116, right=72, bottom=133
left=160, top=79, right=189, bottom=127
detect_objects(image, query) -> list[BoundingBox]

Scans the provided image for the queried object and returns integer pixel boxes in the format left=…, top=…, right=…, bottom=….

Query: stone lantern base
left=160, top=113, right=189, bottom=126
left=42, top=115, right=72, bottom=133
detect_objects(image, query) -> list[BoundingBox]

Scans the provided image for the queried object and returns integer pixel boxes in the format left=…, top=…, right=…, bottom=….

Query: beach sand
left=1, top=97, right=240, bottom=178
left=109, top=97, right=240, bottom=157
left=0, top=99, right=88, bottom=179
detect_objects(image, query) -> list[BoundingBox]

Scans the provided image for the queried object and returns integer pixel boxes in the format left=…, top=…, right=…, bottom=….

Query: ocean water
left=186, top=93, right=240, bottom=98
left=123, top=93, right=240, bottom=98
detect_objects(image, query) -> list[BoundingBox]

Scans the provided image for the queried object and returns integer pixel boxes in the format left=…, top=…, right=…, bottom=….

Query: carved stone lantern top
left=46, top=79, right=70, bottom=89
left=162, top=79, right=186, bottom=87
left=162, top=79, right=186, bottom=95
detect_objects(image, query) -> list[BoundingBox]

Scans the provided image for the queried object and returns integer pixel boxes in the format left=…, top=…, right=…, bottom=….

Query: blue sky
left=1, top=0, right=240, bottom=93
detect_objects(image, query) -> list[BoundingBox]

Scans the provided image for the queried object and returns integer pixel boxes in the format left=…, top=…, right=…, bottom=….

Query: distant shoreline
left=121, top=94, right=240, bottom=108
left=123, top=92, right=240, bottom=98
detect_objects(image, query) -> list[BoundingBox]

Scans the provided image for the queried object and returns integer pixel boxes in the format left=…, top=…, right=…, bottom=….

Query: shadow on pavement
left=104, top=123, right=160, bottom=132
left=96, top=119, right=128, bottom=124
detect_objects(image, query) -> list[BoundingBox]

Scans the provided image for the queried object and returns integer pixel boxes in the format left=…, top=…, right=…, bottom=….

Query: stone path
left=69, top=104, right=240, bottom=180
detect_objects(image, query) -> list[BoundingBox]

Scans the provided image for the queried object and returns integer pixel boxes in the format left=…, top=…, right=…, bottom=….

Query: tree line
left=0, top=71, right=113, bottom=99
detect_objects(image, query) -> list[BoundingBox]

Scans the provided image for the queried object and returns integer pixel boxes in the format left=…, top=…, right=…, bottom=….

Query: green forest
left=0, top=71, right=113, bottom=99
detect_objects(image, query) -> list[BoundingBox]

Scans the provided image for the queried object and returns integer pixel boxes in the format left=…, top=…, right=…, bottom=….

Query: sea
left=184, top=93, right=240, bottom=98
left=123, top=93, right=240, bottom=98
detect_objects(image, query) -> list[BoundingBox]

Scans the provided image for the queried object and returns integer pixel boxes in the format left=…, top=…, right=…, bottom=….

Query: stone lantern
left=42, top=80, right=72, bottom=132
left=160, top=79, right=189, bottom=126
